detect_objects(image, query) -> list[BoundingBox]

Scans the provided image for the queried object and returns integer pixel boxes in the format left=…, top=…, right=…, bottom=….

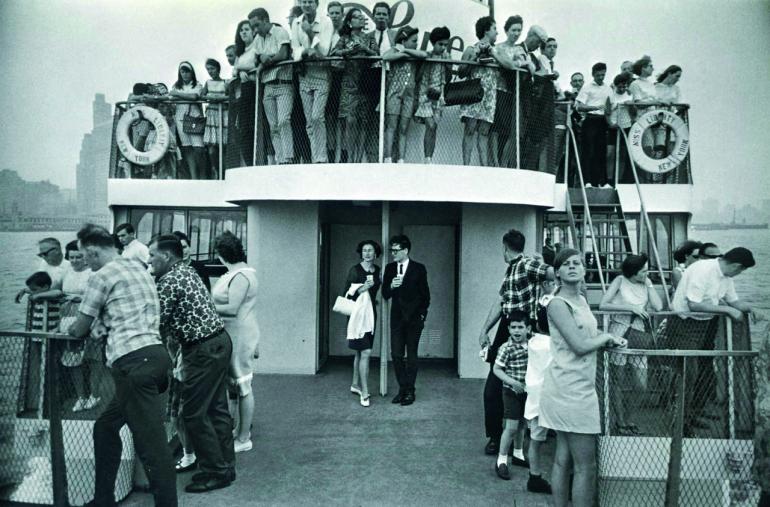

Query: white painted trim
left=108, top=180, right=236, bottom=208
left=616, top=184, right=694, bottom=214
left=224, top=164, right=556, bottom=206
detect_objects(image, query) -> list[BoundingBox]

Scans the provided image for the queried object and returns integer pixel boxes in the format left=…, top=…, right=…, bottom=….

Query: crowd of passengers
left=117, top=1, right=687, bottom=186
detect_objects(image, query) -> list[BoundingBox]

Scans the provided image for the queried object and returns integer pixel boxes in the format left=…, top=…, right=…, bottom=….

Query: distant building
left=76, top=93, right=112, bottom=225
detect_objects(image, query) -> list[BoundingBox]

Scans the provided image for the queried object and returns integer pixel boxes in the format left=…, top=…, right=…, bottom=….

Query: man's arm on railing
left=727, top=299, right=766, bottom=322
left=68, top=311, right=95, bottom=339
left=687, top=299, right=744, bottom=321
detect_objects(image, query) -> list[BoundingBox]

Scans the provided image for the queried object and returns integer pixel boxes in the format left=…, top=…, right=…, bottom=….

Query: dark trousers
left=391, top=317, right=424, bottom=392
left=181, top=330, right=234, bottom=479
left=483, top=317, right=509, bottom=442
left=94, top=345, right=175, bottom=507
left=581, top=115, right=608, bottom=186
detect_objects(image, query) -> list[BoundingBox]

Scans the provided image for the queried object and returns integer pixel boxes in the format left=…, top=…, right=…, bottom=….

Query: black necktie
left=399, top=263, right=403, bottom=275
left=378, top=31, right=384, bottom=48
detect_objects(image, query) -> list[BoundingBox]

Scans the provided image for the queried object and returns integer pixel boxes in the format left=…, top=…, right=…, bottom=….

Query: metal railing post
left=726, top=318, right=736, bottom=439
left=664, top=355, right=686, bottom=507
left=614, top=127, right=620, bottom=186
left=380, top=201, right=390, bottom=396
left=218, top=104, right=224, bottom=179
left=515, top=72, right=520, bottom=169
left=603, top=350, right=611, bottom=434
left=378, top=63, right=387, bottom=163
left=564, top=103, right=571, bottom=186
left=47, top=337, right=68, bottom=507
left=253, top=74, right=260, bottom=166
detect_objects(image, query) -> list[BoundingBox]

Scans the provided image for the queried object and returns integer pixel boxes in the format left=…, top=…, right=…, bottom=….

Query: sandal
left=175, top=457, right=197, bottom=473
left=350, top=385, right=362, bottom=396
left=360, top=394, right=370, bottom=407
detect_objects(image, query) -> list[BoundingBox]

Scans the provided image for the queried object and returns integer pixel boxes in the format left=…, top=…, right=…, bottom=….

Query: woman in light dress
left=599, top=254, right=663, bottom=435
left=202, top=58, right=228, bottom=178
left=170, top=61, right=209, bottom=179
left=489, top=16, right=525, bottom=167
left=540, top=248, right=626, bottom=507
left=413, top=26, right=451, bottom=164
left=212, top=232, right=259, bottom=453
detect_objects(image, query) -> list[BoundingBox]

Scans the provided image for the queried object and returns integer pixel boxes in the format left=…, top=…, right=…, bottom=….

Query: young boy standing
left=492, top=310, right=531, bottom=480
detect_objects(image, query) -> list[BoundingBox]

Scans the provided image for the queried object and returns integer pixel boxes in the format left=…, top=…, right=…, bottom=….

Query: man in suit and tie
left=382, top=235, right=430, bottom=406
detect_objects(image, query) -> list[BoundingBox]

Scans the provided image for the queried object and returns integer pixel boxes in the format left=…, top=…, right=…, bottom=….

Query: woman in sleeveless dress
left=212, top=232, right=259, bottom=453
left=202, top=58, right=229, bottom=178
left=599, top=254, right=663, bottom=435
left=540, top=248, right=626, bottom=507
left=342, top=240, right=382, bottom=407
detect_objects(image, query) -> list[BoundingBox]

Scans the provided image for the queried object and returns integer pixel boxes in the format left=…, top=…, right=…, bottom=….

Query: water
left=1, top=229, right=769, bottom=328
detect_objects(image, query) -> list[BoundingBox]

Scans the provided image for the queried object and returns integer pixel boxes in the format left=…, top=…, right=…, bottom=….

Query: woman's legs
left=566, top=432, right=598, bottom=507
left=462, top=120, right=478, bottom=165
left=423, top=117, right=437, bottom=160
left=384, top=114, right=398, bottom=161
left=351, top=351, right=361, bottom=389
left=551, top=431, right=573, bottom=507
left=207, top=145, right=219, bottom=178
left=609, top=362, right=628, bottom=431
left=358, top=349, right=371, bottom=398
left=396, top=116, right=410, bottom=162
left=477, top=121, right=491, bottom=167
left=489, top=131, right=500, bottom=167
left=237, top=392, right=255, bottom=443
left=70, top=366, right=87, bottom=401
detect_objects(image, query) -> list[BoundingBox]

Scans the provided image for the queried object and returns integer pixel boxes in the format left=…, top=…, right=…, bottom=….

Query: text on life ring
left=116, top=106, right=170, bottom=166
left=628, top=109, right=690, bottom=174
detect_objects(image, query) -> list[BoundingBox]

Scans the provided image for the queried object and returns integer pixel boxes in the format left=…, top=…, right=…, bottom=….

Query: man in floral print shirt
left=150, top=235, right=235, bottom=494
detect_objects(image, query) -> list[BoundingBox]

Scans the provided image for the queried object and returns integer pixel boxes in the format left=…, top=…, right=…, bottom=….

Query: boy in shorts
left=492, top=310, right=530, bottom=480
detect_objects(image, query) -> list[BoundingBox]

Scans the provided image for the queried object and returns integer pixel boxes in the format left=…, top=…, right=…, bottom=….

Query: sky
left=0, top=0, right=769, bottom=208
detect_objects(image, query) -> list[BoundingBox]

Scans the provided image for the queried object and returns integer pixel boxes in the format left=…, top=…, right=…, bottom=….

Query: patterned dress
left=460, top=42, right=497, bottom=124
left=414, top=53, right=449, bottom=121
left=332, top=32, right=378, bottom=120
left=385, top=56, right=418, bottom=118
left=204, top=79, right=228, bottom=145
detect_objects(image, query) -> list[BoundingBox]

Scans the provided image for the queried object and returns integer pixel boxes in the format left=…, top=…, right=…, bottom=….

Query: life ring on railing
left=628, top=108, right=689, bottom=174
left=116, top=105, right=169, bottom=166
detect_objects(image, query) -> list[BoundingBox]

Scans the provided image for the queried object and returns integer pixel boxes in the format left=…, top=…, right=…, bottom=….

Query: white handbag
left=332, top=296, right=356, bottom=316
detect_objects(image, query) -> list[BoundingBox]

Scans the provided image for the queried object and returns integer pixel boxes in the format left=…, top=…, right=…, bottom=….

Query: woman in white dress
left=212, top=232, right=259, bottom=453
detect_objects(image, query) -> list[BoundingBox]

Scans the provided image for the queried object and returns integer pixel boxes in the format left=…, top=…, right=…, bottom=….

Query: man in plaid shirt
left=477, top=229, right=553, bottom=456
left=68, top=224, right=176, bottom=507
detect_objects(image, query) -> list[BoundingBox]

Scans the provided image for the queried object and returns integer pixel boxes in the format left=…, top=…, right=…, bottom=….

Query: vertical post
left=218, top=105, right=224, bottom=179
left=603, top=350, right=611, bottom=435
left=253, top=76, right=260, bottom=166
left=564, top=104, right=571, bottom=186
left=614, top=128, right=620, bottom=186
left=726, top=318, right=735, bottom=439
left=48, top=337, right=68, bottom=507
left=378, top=64, right=387, bottom=163
left=664, top=355, right=686, bottom=507
left=380, top=202, right=390, bottom=396
left=515, top=71, right=520, bottom=169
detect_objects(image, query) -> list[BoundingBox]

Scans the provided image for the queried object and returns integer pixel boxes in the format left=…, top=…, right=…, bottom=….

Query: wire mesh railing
left=593, top=311, right=761, bottom=506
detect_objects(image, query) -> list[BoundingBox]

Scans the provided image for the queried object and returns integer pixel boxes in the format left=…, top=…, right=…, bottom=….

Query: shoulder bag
left=182, top=104, right=205, bottom=135
left=444, top=78, right=484, bottom=106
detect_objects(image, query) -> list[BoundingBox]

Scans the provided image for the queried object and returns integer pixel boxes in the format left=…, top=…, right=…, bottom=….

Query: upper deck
left=107, top=57, right=693, bottom=212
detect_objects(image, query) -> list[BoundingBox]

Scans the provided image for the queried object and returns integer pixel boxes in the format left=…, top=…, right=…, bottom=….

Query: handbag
left=332, top=296, right=356, bottom=316
left=443, top=78, right=484, bottom=106
left=623, top=316, right=655, bottom=349
left=182, top=105, right=205, bottom=135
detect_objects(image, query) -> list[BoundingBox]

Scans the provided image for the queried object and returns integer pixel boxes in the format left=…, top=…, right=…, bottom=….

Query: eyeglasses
left=37, top=247, right=58, bottom=258
left=699, top=254, right=722, bottom=259
left=389, top=248, right=403, bottom=253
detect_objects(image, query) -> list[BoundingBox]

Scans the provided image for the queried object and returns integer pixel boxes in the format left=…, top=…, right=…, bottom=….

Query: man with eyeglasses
left=382, top=235, right=430, bottom=406
left=696, top=242, right=721, bottom=259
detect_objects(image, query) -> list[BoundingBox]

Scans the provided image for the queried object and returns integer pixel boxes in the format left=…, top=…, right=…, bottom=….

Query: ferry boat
left=3, top=1, right=761, bottom=506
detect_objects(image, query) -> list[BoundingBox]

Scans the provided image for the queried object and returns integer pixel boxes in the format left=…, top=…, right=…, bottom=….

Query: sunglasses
left=37, top=247, right=58, bottom=258
left=699, top=254, right=722, bottom=259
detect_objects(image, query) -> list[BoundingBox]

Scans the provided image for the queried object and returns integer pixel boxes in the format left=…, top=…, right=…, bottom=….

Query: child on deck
left=492, top=310, right=532, bottom=480
left=382, top=25, right=428, bottom=163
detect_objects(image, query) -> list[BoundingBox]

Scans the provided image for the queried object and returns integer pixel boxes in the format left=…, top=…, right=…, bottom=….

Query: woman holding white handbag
left=341, top=240, right=382, bottom=407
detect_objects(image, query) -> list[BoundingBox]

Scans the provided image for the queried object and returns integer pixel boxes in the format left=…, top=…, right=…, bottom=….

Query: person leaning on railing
left=413, top=26, right=451, bottom=164
left=668, top=247, right=764, bottom=436
left=201, top=58, right=228, bottom=177
left=233, top=20, right=258, bottom=167
left=604, top=72, right=634, bottom=185
left=169, top=61, right=211, bottom=180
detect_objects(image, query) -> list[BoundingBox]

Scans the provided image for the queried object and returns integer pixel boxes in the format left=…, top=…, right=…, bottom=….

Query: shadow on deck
left=123, top=359, right=555, bottom=506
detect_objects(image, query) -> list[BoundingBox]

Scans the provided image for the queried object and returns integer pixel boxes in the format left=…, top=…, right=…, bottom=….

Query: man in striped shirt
left=68, top=224, right=175, bottom=507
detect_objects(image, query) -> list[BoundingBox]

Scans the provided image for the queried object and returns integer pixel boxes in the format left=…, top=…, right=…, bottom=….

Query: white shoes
left=72, top=398, right=86, bottom=412
left=350, top=385, right=362, bottom=396
left=359, top=394, right=370, bottom=407
left=585, top=183, right=593, bottom=188
left=234, top=438, right=253, bottom=453
left=602, top=183, right=612, bottom=189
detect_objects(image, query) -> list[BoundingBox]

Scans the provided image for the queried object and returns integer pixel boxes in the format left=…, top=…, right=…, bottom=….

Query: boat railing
left=591, top=310, right=760, bottom=506
left=1, top=305, right=758, bottom=505
left=107, top=57, right=564, bottom=179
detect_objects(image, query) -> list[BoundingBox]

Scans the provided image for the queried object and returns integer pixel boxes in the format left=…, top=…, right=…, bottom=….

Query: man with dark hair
left=16, top=237, right=71, bottom=302
left=291, top=0, right=335, bottom=163
left=149, top=235, right=235, bottom=493
left=172, top=230, right=211, bottom=291
left=477, top=229, right=554, bottom=458
left=697, top=242, right=721, bottom=259
left=382, top=234, right=430, bottom=405
left=576, top=62, right=611, bottom=187
left=670, top=246, right=762, bottom=435
left=67, top=224, right=175, bottom=507
left=363, top=2, right=396, bottom=162
left=115, top=222, right=149, bottom=265
left=251, top=7, right=296, bottom=165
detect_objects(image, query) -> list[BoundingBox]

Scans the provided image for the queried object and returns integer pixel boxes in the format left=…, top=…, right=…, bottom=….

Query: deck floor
left=123, top=359, right=555, bottom=506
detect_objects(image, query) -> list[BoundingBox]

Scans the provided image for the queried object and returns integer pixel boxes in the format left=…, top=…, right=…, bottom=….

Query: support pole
left=48, top=337, right=68, bottom=507
left=380, top=202, right=390, bottom=396
left=664, top=356, right=685, bottom=507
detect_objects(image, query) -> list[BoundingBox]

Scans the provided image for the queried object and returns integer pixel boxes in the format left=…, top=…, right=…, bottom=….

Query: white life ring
left=628, top=108, right=690, bottom=174
left=116, top=105, right=170, bottom=166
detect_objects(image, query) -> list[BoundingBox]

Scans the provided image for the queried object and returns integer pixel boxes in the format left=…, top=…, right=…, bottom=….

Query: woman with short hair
left=489, top=15, right=524, bottom=167
left=342, top=240, right=382, bottom=407
left=599, top=253, right=663, bottom=436
left=414, top=26, right=451, bottom=164
left=212, top=232, right=259, bottom=453
left=672, top=239, right=702, bottom=291
left=540, top=248, right=626, bottom=507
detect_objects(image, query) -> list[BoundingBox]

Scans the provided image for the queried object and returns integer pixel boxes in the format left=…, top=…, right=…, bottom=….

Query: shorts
left=230, top=372, right=253, bottom=398
left=528, top=417, right=548, bottom=442
left=502, top=388, right=527, bottom=420
left=385, top=88, right=415, bottom=118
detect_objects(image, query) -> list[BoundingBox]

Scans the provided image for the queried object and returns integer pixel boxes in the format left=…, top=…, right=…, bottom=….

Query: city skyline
left=1, top=0, right=769, bottom=206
